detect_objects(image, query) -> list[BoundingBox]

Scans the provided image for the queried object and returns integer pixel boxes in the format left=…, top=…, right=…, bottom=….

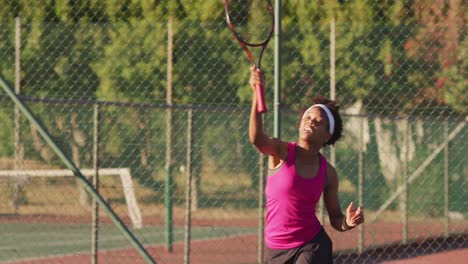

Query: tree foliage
left=0, top=0, right=464, bottom=112
left=0, top=0, right=464, bottom=190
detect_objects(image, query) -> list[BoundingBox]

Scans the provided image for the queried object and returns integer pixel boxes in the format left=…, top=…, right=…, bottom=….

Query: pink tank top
left=265, top=142, right=327, bottom=249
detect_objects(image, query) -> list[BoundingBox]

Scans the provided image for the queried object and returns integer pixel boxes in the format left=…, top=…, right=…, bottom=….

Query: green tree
left=403, top=0, right=465, bottom=113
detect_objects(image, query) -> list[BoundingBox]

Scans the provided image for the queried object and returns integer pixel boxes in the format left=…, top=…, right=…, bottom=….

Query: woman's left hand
left=346, top=201, right=364, bottom=228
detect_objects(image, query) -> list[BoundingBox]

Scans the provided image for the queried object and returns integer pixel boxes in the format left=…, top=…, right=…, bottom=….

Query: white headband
left=302, top=104, right=335, bottom=135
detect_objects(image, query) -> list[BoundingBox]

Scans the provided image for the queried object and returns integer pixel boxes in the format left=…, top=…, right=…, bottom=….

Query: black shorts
left=265, top=227, right=333, bottom=264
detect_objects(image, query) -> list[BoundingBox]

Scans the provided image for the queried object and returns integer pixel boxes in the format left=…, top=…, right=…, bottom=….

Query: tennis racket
left=224, top=0, right=274, bottom=113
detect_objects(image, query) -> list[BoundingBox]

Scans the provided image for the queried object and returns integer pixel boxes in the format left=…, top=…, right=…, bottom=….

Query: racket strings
left=227, top=0, right=273, bottom=45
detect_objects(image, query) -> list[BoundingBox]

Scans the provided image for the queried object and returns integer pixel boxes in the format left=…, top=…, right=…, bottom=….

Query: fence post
left=444, top=121, right=449, bottom=237
left=91, top=104, right=100, bottom=264
left=320, top=13, right=337, bottom=225
left=13, top=15, right=24, bottom=214
left=184, top=108, right=193, bottom=264
left=402, top=118, right=409, bottom=244
left=165, top=14, right=174, bottom=252
left=14, top=16, right=22, bottom=170
left=274, top=0, right=282, bottom=139
left=358, top=116, right=364, bottom=253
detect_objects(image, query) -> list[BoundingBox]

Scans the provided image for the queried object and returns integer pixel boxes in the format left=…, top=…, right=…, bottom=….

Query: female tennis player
left=248, top=67, right=364, bottom=263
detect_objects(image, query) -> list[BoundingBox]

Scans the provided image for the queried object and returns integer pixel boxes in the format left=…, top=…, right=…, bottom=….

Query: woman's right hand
left=249, top=66, right=265, bottom=92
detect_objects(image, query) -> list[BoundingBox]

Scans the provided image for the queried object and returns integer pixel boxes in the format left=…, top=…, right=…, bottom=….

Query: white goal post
left=0, top=168, right=143, bottom=229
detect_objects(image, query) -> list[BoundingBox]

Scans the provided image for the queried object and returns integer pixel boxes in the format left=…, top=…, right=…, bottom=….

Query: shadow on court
left=335, top=233, right=468, bottom=264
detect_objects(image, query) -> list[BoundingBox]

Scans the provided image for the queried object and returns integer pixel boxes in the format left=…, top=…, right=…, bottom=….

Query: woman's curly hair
left=298, top=96, right=344, bottom=146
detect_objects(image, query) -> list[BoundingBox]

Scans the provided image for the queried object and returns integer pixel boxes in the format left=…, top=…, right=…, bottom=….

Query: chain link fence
left=0, top=1, right=466, bottom=263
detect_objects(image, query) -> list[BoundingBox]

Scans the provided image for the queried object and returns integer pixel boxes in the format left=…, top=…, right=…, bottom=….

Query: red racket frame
left=224, top=0, right=274, bottom=113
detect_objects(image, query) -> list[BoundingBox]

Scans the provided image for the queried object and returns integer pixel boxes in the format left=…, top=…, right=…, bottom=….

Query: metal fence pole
left=358, top=116, right=364, bottom=253
left=274, top=0, right=282, bottom=139
left=184, top=108, right=193, bottom=264
left=91, top=104, right=100, bottom=264
left=320, top=14, right=337, bottom=225
left=13, top=15, right=23, bottom=213
left=329, top=15, right=336, bottom=169
left=14, top=16, right=21, bottom=170
left=444, top=121, right=450, bottom=237
left=165, top=15, right=174, bottom=252
left=402, top=119, right=409, bottom=244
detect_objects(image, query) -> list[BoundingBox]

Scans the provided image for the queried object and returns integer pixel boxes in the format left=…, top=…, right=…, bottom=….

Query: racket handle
left=254, top=83, right=267, bottom=113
